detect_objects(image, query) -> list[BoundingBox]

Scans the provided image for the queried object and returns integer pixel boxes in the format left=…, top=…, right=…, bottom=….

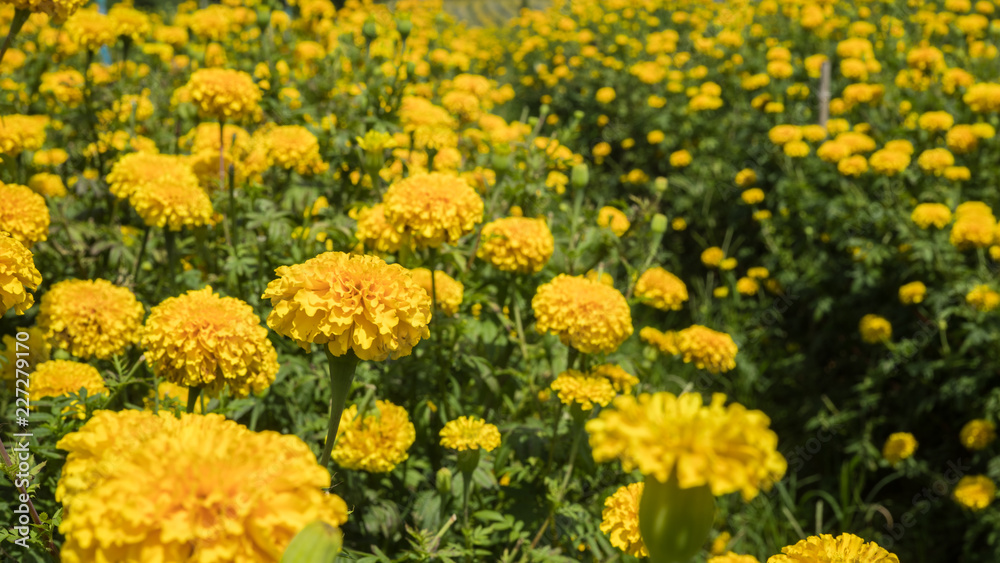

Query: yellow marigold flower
left=768, top=533, right=899, bottom=563
left=635, top=267, right=688, bottom=311
left=640, top=327, right=679, bottom=355
left=382, top=173, right=483, bottom=249
left=714, top=287, right=730, bottom=298
left=38, top=279, right=144, bottom=360
left=882, top=432, right=918, bottom=466
left=859, top=314, right=891, bottom=344
left=4, top=0, right=87, bottom=20
left=917, top=148, right=955, bottom=175
left=184, top=68, right=261, bottom=121
left=838, top=155, right=868, bottom=177
left=440, top=416, right=501, bottom=451
left=144, top=381, right=200, bottom=413
left=960, top=419, right=996, bottom=450
left=588, top=392, right=786, bottom=500
left=701, top=246, right=725, bottom=268
left=128, top=173, right=214, bottom=231
left=0, top=183, right=50, bottom=246
left=27, top=173, right=66, bottom=198
left=265, top=125, right=328, bottom=175
left=911, top=203, right=952, bottom=229
left=142, top=287, right=278, bottom=397
left=32, top=360, right=106, bottom=413
left=108, top=4, right=150, bottom=41
left=721, top=258, right=737, bottom=270
left=333, top=400, right=415, bottom=473
left=532, top=274, right=633, bottom=355
left=736, top=277, right=759, bottom=295
left=39, top=69, right=85, bottom=107
left=107, top=152, right=196, bottom=200
left=601, top=483, right=647, bottom=558
left=675, top=325, right=738, bottom=373
left=971, top=122, right=996, bottom=139
left=869, top=149, right=910, bottom=176
left=741, top=188, right=764, bottom=204
left=768, top=125, right=801, bottom=145
left=711, top=532, right=733, bottom=556
left=1, top=327, right=49, bottom=381
left=947, top=125, right=980, bottom=153
left=586, top=269, right=614, bottom=286
left=735, top=168, right=757, bottom=187
left=817, top=141, right=851, bottom=163
left=550, top=369, right=617, bottom=410
left=410, top=268, right=464, bottom=317
left=592, top=364, right=638, bottom=394
left=670, top=149, right=692, bottom=167
left=596, top=86, right=616, bottom=104
left=964, top=83, right=1000, bottom=113
left=953, top=475, right=996, bottom=511
left=783, top=140, right=809, bottom=157
left=56, top=411, right=349, bottom=563
left=598, top=206, right=630, bottom=236
left=898, top=281, right=926, bottom=305
left=748, top=267, right=769, bottom=279
left=966, top=284, right=1000, bottom=312
left=944, top=166, right=971, bottom=181
left=64, top=9, right=116, bottom=51
left=33, top=148, right=69, bottom=167
left=917, top=111, right=955, bottom=132
left=0, top=115, right=47, bottom=157
left=710, top=554, right=760, bottom=563
left=354, top=204, right=403, bottom=253
left=478, top=217, right=554, bottom=274
left=262, top=252, right=431, bottom=361
left=950, top=202, right=995, bottom=248
left=0, top=233, right=41, bottom=316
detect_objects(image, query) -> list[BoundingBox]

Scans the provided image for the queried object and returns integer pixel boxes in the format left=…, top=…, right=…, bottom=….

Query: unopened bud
left=651, top=213, right=668, bottom=233
left=571, top=163, right=589, bottom=188
left=436, top=467, right=452, bottom=495
left=653, top=176, right=668, bottom=193
left=362, top=16, right=378, bottom=41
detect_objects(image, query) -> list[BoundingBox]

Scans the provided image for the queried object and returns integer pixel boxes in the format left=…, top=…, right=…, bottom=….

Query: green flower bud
left=436, top=467, right=453, bottom=496
left=639, top=474, right=715, bottom=563
left=396, top=15, right=412, bottom=39
left=571, top=163, right=589, bottom=189
left=651, top=213, right=668, bottom=233
left=362, top=16, right=378, bottom=41
left=653, top=176, right=668, bottom=193
left=491, top=152, right=511, bottom=172
left=281, top=521, right=343, bottom=563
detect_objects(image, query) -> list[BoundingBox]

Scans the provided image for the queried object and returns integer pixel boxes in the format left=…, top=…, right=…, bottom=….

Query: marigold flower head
left=868, top=149, right=910, bottom=176
left=410, top=268, right=464, bottom=317
left=963, top=83, right=1000, bottom=113
left=768, top=125, right=801, bottom=145
left=859, top=314, right=891, bottom=344
left=1, top=327, right=49, bottom=381
left=635, top=267, right=688, bottom=311
left=591, top=364, right=638, bottom=393
left=333, top=400, right=415, bottom=473
left=262, top=252, right=431, bottom=361
left=0, top=233, right=42, bottom=316
left=960, top=419, right=996, bottom=450
left=736, top=277, right=759, bottom=295
left=598, top=207, right=630, bottom=236
left=4, top=0, right=88, bottom=20
left=911, top=203, right=952, bottom=229
left=144, top=381, right=200, bottom=413
left=39, top=69, right=85, bottom=107
left=917, top=148, right=955, bottom=175
left=550, top=369, right=617, bottom=411
left=670, top=149, right=692, bottom=167
left=675, top=325, right=738, bottom=373
left=710, top=553, right=760, bottom=563
left=265, top=125, right=328, bottom=175
left=64, top=9, right=116, bottom=51
left=600, top=483, right=647, bottom=558
left=596, top=86, right=616, bottom=104
left=38, top=279, right=144, bottom=360
left=917, top=111, right=955, bottom=132
left=56, top=411, right=348, bottom=563
left=107, top=152, right=198, bottom=199
left=32, top=360, right=107, bottom=414
left=27, top=173, right=66, bottom=198
left=640, top=326, right=679, bottom=355
left=108, top=4, right=151, bottom=41
left=838, top=155, right=868, bottom=176
left=477, top=217, right=554, bottom=274
left=532, top=274, right=633, bottom=355
left=817, top=141, right=852, bottom=163
left=735, top=168, right=757, bottom=187
left=440, top=416, right=501, bottom=451
left=947, top=125, right=979, bottom=153
left=783, top=141, right=810, bottom=157
left=587, top=392, right=786, bottom=500
left=898, top=281, right=926, bottom=304
left=34, top=148, right=69, bottom=167
left=382, top=173, right=483, bottom=249
left=128, top=173, right=215, bottom=231
left=953, top=475, right=996, bottom=511
left=0, top=183, right=49, bottom=246
left=882, top=432, right=918, bottom=466
left=950, top=202, right=995, bottom=248
left=701, top=246, right=725, bottom=268
left=184, top=68, right=261, bottom=121
left=142, top=287, right=278, bottom=397
left=354, top=204, right=403, bottom=253
left=966, top=284, right=1000, bottom=312
left=768, top=533, right=899, bottom=563
left=741, top=188, right=764, bottom=204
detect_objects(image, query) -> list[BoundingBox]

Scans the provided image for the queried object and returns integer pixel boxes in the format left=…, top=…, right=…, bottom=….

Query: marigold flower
left=741, top=188, right=764, bottom=204
left=57, top=411, right=349, bottom=563
left=591, top=364, right=638, bottom=394
left=1, top=327, right=49, bottom=381
left=142, top=287, right=278, bottom=397
left=382, top=173, right=483, bottom=249
left=898, top=281, right=926, bottom=304
left=64, top=9, right=116, bottom=51
left=768, top=533, right=899, bottom=563
left=107, top=152, right=197, bottom=199
left=601, top=483, right=647, bottom=558
left=598, top=207, right=630, bottom=236
left=947, top=125, right=979, bottom=153
left=783, top=141, right=809, bottom=157
left=640, top=326, right=679, bottom=355
left=701, top=247, right=725, bottom=268
left=550, top=369, right=617, bottom=410
left=262, top=252, right=431, bottom=361
left=959, top=419, right=996, bottom=450
left=38, top=279, right=144, bottom=360
left=587, top=392, right=786, bottom=500
left=675, top=325, right=738, bottom=373
left=964, top=83, right=1000, bottom=113
left=32, top=360, right=107, bottom=414
left=917, top=111, right=955, bottom=132
left=0, top=233, right=41, bottom=316
left=108, top=4, right=150, bottom=41
left=333, top=400, right=415, bottom=473
left=953, top=475, right=996, bottom=511
left=265, top=125, right=328, bottom=175
left=635, top=267, right=688, bottom=311
left=916, top=148, right=955, bottom=175
left=735, top=169, right=757, bottom=187
left=354, top=204, right=403, bottom=253
left=184, top=68, right=261, bottom=121
left=440, top=416, right=501, bottom=451
left=27, top=173, right=65, bottom=198
left=736, top=277, right=759, bottom=295
left=532, top=274, right=633, bottom=354
left=710, top=553, right=760, bottom=563
left=817, top=141, right=852, bottom=163
left=0, top=183, right=50, bottom=246
left=950, top=202, right=995, bottom=248
left=477, top=217, right=554, bottom=274
left=39, top=69, right=85, bottom=107
left=595, top=86, right=616, bottom=104
left=4, top=0, right=88, bottom=20
left=911, top=203, right=952, bottom=229
left=670, top=149, right=692, bottom=167
left=768, top=125, right=801, bottom=145
left=966, top=284, right=1000, bottom=312
left=859, top=314, right=891, bottom=344
left=869, top=149, right=910, bottom=176
left=128, top=173, right=214, bottom=231
left=144, top=381, right=200, bottom=413
left=882, top=432, right=918, bottom=466
left=837, top=155, right=868, bottom=176
left=410, top=268, right=464, bottom=317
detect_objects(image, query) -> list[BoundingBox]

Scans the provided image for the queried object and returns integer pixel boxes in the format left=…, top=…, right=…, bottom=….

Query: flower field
left=1, top=0, right=1000, bottom=561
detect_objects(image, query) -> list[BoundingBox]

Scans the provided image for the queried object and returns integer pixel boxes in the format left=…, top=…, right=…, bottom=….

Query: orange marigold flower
left=532, top=274, right=633, bottom=354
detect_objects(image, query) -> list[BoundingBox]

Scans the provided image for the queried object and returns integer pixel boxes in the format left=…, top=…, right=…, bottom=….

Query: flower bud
left=571, top=163, right=589, bottom=189
left=281, top=521, right=343, bottom=563
left=653, top=176, right=668, bottom=193
left=491, top=152, right=510, bottom=172
left=362, top=16, right=378, bottom=41
left=436, top=467, right=452, bottom=496
left=396, top=15, right=412, bottom=39
left=651, top=213, right=668, bottom=233
left=639, top=474, right=715, bottom=563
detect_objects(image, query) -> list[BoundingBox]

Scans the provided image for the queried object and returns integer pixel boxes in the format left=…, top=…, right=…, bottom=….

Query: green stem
left=556, top=413, right=585, bottom=497
left=132, top=226, right=150, bottom=284
left=165, top=229, right=177, bottom=293
left=186, top=385, right=202, bottom=414
left=319, top=349, right=360, bottom=467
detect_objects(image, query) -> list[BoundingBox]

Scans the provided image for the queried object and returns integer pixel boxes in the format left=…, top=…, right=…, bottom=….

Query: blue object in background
left=97, top=0, right=112, bottom=64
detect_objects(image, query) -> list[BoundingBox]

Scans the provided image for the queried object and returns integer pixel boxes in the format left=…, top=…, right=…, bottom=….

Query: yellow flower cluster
left=127, top=169, right=215, bottom=231
left=600, top=483, right=647, bottom=558
left=0, top=114, right=47, bottom=156
left=1, top=328, right=49, bottom=381
left=959, top=419, right=996, bottom=451
left=333, top=400, right=416, bottom=473
left=0, top=233, right=41, bottom=316
left=882, top=432, right=918, bottom=466
left=587, top=392, right=786, bottom=500
left=39, top=69, right=85, bottom=107
left=410, top=268, right=464, bottom=316
left=265, top=124, right=329, bottom=175
left=56, top=411, right=349, bottom=563
left=477, top=217, right=555, bottom=274
left=185, top=68, right=261, bottom=121
left=639, top=326, right=679, bottom=355
left=674, top=325, right=738, bottom=373
left=597, top=206, right=630, bottom=236
left=859, top=314, right=892, bottom=344
left=38, top=279, right=145, bottom=360
left=354, top=204, right=403, bottom=253
left=64, top=9, right=116, bottom=51
left=382, top=173, right=484, bottom=249
left=768, top=533, right=899, bottom=563
left=950, top=201, right=995, bottom=249
left=28, top=173, right=66, bottom=197
left=911, top=203, right=952, bottom=229
left=635, top=267, right=689, bottom=311
left=898, top=281, right=926, bottom=304
left=0, top=183, right=50, bottom=246
left=868, top=148, right=910, bottom=176
left=32, top=360, right=107, bottom=418
left=966, top=284, right=1000, bottom=312
left=591, top=363, right=639, bottom=393
left=107, top=152, right=197, bottom=199
left=952, top=475, right=996, bottom=511
left=440, top=416, right=501, bottom=451
left=142, top=287, right=279, bottom=397
left=532, top=274, right=633, bottom=354
left=262, top=252, right=431, bottom=361
left=3, top=0, right=88, bottom=21
left=549, top=369, right=617, bottom=411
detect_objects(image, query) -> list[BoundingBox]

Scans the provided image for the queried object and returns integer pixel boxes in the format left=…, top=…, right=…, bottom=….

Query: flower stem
left=164, top=228, right=177, bottom=293
left=319, top=349, right=360, bottom=467
left=186, top=385, right=202, bottom=414
left=132, top=226, right=150, bottom=284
